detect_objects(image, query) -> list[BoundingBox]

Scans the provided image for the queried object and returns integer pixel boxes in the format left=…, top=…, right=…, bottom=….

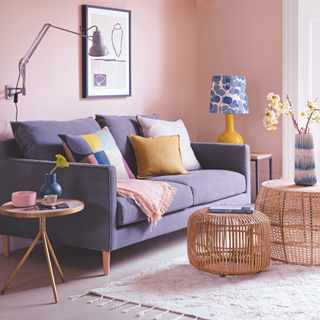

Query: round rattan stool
left=256, top=179, right=320, bottom=266
left=187, top=207, right=271, bottom=276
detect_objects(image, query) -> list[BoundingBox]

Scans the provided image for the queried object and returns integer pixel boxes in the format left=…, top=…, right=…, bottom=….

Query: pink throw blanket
left=117, top=179, right=177, bottom=229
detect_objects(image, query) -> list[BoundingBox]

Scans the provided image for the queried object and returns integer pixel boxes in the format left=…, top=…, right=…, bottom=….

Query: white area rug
left=83, top=256, right=320, bottom=319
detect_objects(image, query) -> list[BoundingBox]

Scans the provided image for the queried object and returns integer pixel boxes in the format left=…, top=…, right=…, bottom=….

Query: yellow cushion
left=130, top=134, right=190, bottom=179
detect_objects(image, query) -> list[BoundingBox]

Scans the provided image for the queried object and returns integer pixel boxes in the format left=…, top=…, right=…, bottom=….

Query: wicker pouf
left=187, top=207, right=271, bottom=276
left=256, top=179, right=320, bottom=266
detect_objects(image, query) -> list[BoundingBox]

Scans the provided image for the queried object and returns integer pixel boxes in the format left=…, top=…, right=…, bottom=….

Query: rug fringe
left=68, top=291, right=90, bottom=300
left=70, top=292, right=210, bottom=320
left=98, top=298, right=115, bottom=307
left=122, top=303, right=142, bottom=313
left=172, top=314, right=185, bottom=320
left=138, top=305, right=157, bottom=316
left=155, top=309, right=169, bottom=319
left=110, top=300, right=130, bottom=310
left=88, top=295, right=104, bottom=304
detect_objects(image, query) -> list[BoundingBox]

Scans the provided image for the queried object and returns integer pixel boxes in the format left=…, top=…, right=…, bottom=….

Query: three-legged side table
left=0, top=199, right=84, bottom=303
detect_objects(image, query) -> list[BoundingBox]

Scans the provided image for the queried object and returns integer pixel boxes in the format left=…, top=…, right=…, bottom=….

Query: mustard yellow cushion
left=130, top=134, right=190, bottom=179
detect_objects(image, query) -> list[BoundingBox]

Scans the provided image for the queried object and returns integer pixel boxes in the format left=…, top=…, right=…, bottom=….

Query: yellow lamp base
left=217, top=114, right=244, bottom=144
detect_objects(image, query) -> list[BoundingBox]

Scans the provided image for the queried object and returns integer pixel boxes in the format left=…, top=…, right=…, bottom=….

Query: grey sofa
left=0, top=115, right=251, bottom=275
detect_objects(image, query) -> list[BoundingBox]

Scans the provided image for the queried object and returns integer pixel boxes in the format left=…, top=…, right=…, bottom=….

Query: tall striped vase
left=294, top=133, right=317, bottom=186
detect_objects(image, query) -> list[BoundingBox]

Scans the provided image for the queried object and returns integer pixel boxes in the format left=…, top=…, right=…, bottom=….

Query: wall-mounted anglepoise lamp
left=6, top=23, right=108, bottom=101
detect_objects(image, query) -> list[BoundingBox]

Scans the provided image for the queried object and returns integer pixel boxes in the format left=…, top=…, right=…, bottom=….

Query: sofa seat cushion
left=117, top=181, right=193, bottom=226
left=147, top=170, right=246, bottom=206
left=11, top=118, right=101, bottom=160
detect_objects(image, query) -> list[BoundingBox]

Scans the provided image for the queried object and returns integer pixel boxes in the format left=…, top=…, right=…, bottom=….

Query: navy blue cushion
left=11, top=118, right=101, bottom=160
left=147, top=169, right=247, bottom=205
left=116, top=181, right=193, bottom=226
left=95, top=114, right=158, bottom=176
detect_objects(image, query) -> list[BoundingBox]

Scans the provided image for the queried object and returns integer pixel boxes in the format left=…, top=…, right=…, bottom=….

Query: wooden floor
left=0, top=229, right=189, bottom=320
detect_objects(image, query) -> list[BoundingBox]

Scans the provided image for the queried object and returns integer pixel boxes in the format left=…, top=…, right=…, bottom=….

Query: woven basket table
left=255, top=179, right=320, bottom=266
left=187, top=207, right=271, bottom=276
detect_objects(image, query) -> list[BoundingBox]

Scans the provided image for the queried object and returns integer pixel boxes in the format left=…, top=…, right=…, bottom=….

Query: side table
left=251, top=152, right=272, bottom=196
left=0, top=198, right=84, bottom=303
left=255, top=179, right=320, bottom=266
left=187, top=207, right=271, bottom=276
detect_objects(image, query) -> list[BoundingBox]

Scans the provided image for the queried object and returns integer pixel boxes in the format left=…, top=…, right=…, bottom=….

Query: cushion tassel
left=138, top=306, right=157, bottom=316
left=110, top=300, right=130, bottom=310
left=123, top=303, right=142, bottom=313
left=68, top=291, right=90, bottom=300
left=155, top=310, right=169, bottom=319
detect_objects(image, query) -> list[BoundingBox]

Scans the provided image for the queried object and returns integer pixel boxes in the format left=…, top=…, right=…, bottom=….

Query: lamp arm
left=20, top=23, right=96, bottom=69
left=6, top=23, right=105, bottom=102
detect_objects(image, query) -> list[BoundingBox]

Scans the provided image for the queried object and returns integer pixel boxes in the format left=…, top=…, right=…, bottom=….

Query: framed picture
left=82, top=5, right=131, bottom=98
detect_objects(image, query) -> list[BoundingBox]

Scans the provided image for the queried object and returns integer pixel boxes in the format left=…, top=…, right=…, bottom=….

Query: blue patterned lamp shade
left=210, top=76, right=249, bottom=114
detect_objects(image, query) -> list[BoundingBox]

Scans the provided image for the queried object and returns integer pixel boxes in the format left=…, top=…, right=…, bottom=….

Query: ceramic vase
left=40, top=173, right=62, bottom=198
left=294, top=133, right=317, bottom=186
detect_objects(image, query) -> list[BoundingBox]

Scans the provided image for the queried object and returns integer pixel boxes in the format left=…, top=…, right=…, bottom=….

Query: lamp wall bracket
left=6, top=85, right=26, bottom=100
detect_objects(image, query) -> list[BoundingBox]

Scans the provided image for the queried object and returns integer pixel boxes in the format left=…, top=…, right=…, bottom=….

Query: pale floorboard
left=0, top=229, right=191, bottom=320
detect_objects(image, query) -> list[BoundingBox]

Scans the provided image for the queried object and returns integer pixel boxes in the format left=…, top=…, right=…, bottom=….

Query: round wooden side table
left=0, top=198, right=84, bottom=303
left=255, top=179, right=320, bottom=266
left=187, top=207, right=271, bottom=276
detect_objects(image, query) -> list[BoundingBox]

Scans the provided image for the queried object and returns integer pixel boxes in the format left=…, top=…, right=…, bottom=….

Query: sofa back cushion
left=95, top=114, right=158, bottom=176
left=11, top=117, right=101, bottom=160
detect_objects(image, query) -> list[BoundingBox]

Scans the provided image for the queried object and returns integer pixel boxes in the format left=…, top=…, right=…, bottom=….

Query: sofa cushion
left=148, top=169, right=246, bottom=205
left=11, top=118, right=101, bottom=160
left=59, top=127, right=135, bottom=179
left=95, top=114, right=158, bottom=176
left=130, top=134, right=189, bottom=178
left=116, top=181, right=193, bottom=226
left=136, top=115, right=202, bottom=171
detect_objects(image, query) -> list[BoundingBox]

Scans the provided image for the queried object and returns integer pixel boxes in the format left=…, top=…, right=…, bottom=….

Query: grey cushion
left=116, top=181, right=193, bottom=226
left=147, top=169, right=247, bottom=205
left=11, top=118, right=101, bottom=160
left=136, top=115, right=202, bottom=171
left=95, top=114, right=159, bottom=176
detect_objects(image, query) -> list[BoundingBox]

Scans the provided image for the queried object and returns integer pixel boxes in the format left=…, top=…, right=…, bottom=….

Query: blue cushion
left=95, top=114, right=159, bottom=176
left=147, top=169, right=247, bottom=205
left=11, top=117, right=101, bottom=160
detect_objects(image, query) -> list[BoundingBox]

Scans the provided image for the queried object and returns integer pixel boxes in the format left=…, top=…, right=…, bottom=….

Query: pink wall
left=196, top=0, right=283, bottom=180
left=0, top=0, right=282, bottom=173
left=0, top=0, right=283, bottom=252
left=0, top=0, right=197, bottom=139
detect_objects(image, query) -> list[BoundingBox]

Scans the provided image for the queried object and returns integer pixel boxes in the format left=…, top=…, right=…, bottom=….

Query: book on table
left=209, top=204, right=255, bottom=213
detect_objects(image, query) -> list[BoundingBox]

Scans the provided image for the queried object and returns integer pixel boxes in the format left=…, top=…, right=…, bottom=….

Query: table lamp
left=209, top=75, right=249, bottom=144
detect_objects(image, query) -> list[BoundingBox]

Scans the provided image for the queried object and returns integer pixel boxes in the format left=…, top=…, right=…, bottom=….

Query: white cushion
left=136, top=115, right=202, bottom=171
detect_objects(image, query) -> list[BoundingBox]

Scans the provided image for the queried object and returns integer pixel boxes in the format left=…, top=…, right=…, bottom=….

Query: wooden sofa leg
left=2, top=235, right=10, bottom=257
left=102, top=251, right=110, bottom=275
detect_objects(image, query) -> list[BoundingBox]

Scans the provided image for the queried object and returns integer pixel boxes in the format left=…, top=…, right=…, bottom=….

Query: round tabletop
left=260, top=179, right=320, bottom=194
left=0, top=198, right=84, bottom=218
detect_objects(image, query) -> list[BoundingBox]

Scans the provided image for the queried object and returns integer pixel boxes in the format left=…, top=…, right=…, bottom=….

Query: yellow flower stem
left=50, top=166, right=57, bottom=175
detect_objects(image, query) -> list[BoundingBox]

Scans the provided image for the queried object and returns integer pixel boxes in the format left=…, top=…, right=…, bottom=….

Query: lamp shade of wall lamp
left=209, top=75, right=249, bottom=144
left=6, top=23, right=108, bottom=101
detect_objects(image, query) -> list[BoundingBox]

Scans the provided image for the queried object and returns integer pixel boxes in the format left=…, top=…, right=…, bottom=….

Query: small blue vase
left=40, top=173, right=62, bottom=198
left=294, top=133, right=317, bottom=186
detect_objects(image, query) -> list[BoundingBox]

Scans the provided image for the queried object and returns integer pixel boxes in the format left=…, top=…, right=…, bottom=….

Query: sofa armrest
left=0, top=146, right=118, bottom=252
left=191, top=142, right=251, bottom=201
